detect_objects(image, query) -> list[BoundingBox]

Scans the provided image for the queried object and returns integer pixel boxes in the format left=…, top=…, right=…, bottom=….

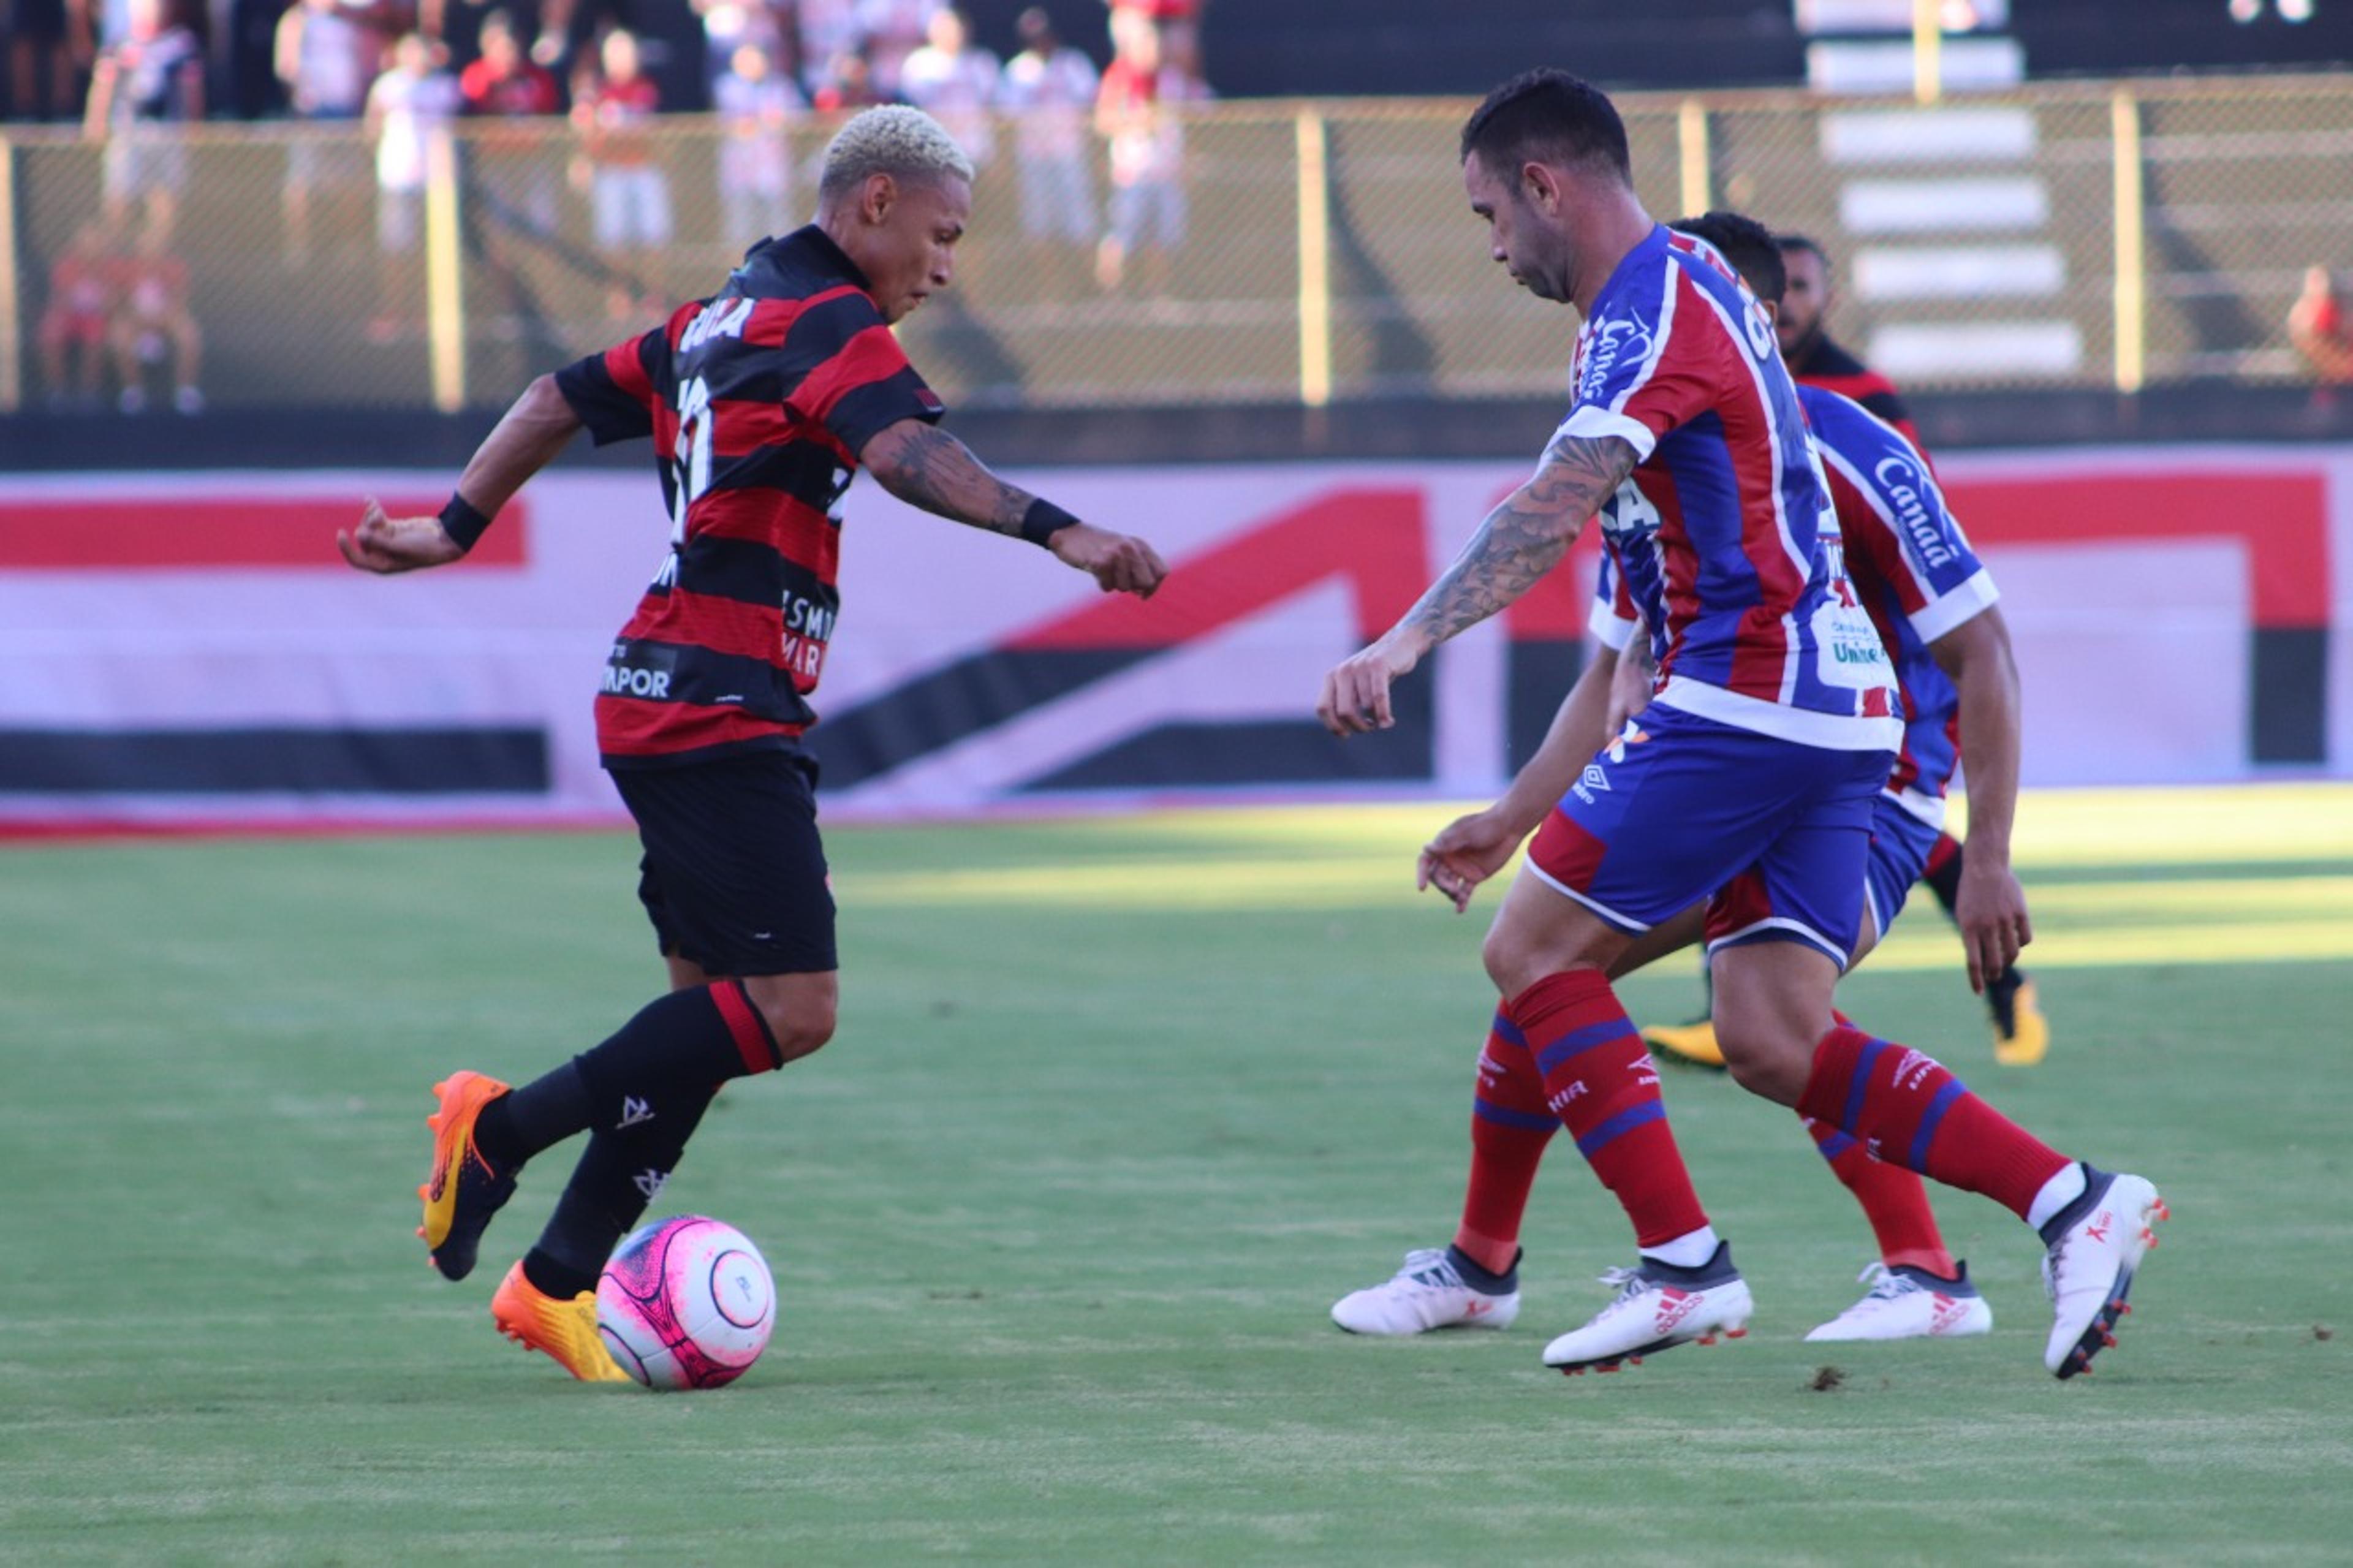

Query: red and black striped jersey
left=555, top=224, right=944, bottom=769
left=1789, top=333, right=1917, bottom=448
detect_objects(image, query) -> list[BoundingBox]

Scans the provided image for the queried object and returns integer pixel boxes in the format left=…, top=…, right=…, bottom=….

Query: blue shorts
left=1862, top=795, right=1944, bottom=942
left=610, top=749, right=836, bottom=977
left=1526, top=703, right=1890, bottom=968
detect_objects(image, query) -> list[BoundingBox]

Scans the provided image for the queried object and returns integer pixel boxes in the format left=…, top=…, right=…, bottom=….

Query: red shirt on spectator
left=461, top=57, right=560, bottom=119
left=579, top=74, right=661, bottom=168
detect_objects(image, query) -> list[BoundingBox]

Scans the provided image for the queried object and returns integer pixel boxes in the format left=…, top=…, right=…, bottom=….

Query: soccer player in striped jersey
left=1339, top=216, right=2034, bottom=1345
left=1319, top=72, right=2161, bottom=1379
left=1645, top=230, right=2050, bottom=1071
left=341, top=106, right=1167, bottom=1381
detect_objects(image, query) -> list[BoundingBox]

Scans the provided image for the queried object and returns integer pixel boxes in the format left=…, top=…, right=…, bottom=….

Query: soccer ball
left=595, top=1215, right=776, bottom=1390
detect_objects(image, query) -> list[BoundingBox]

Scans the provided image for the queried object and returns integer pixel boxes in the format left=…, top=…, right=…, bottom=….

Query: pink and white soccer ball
left=595, top=1216, right=776, bottom=1390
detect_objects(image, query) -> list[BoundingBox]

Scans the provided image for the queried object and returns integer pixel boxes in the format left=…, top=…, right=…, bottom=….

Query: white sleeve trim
left=1590, top=603, right=1639, bottom=652
left=1555, top=406, right=1657, bottom=463
left=1907, top=567, right=2000, bottom=646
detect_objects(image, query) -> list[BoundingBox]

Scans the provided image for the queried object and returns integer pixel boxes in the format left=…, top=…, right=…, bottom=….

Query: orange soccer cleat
left=491, top=1262, right=631, bottom=1383
left=418, top=1072, right=517, bottom=1282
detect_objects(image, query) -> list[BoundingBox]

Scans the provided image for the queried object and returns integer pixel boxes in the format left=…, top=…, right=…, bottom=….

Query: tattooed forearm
left=862, top=420, right=1037, bottom=536
left=1400, top=433, right=1639, bottom=646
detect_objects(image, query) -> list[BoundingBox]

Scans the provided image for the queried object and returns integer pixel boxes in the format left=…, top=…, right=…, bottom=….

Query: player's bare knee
left=742, top=974, right=838, bottom=1064
left=760, top=1001, right=835, bottom=1064
left=1713, top=1020, right=1809, bottom=1105
left=1481, top=925, right=1544, bottom=999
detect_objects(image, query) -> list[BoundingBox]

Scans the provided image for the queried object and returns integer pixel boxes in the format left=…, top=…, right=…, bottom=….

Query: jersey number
left=669, top=374, right=714, bottom=543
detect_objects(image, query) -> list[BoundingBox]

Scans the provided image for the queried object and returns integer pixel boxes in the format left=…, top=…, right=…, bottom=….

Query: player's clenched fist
left=338, top=498, right=469, bottom=575
left=1050, top=523, right=1169, bottom=599
left=1317, top=632, right=1427, bottom=737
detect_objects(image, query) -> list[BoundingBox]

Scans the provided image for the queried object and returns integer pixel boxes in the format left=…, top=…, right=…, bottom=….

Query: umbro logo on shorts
left=617, top=1096, right=655, bottom=1130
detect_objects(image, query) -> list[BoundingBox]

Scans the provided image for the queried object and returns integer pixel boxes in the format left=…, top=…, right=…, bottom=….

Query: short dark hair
left=1670, top=210, right=1786, bottom=303
left=1776, top=231, right=1830, bottom=271
left=1459, top=69, right=1632, bottom=186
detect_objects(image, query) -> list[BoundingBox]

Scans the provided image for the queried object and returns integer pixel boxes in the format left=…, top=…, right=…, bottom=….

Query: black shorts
left=610, top=749, right=836, bottom=977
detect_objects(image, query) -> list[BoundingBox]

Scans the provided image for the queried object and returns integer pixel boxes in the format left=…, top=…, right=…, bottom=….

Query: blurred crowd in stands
left=2, top=0, right=1208, bottom=129
left=15, top=0, right=1211, bottom=409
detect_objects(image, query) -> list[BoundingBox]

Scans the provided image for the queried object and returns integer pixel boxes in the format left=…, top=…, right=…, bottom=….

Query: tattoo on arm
left=1401, top=433, right=1639, bottom=646
left=863, top=422, right=1036, bottom=536
left=1623, top=626, right=1656, bottom=680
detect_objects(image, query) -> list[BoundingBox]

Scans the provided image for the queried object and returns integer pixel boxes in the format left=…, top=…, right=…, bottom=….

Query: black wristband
left=1018, top=498, right=1080, bottom=548
left=438, top=493, right=493, bottom=553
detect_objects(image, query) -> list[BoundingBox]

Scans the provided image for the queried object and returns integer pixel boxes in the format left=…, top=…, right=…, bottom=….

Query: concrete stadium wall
left=1, top=442, right=2346, bottom=828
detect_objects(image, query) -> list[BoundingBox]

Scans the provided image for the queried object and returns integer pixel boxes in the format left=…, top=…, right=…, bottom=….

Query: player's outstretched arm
left=1419, top=642, right=1621, bottom=913
left=1930, top=603, right=2029, bottom=991
left=1319, top=432, right=1637, bottom=737
left=339, top=374, right=584, bottom=573
left=860, top=418, right=1167, bottom=599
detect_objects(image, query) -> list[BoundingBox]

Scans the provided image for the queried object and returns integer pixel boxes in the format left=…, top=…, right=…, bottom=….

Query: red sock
left=1509, top=969, right=1708, bottom=1248
left=1923, top=833, right=1962, bottom=881
left=1455, top=1014, right=1556, bottom=1272
left=1798, top=1025, right=2069, bottom=1221
left=1800, top=1114, right=1955, bottom=1275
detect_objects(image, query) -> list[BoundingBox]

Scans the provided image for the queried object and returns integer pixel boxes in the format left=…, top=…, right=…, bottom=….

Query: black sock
left=479, top=983, right=776, bottom=1168
left=1925, top=837, right=1966, bottom=917
left=1445, top=1243, right=1521, bottom=1295
left=525, top=1084, right=718, bottom=1297
left=474, top=1062, right=589, bottom=1170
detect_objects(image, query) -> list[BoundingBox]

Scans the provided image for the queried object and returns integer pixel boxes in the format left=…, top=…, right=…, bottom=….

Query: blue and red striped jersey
left=1559, top=225, right=1898, bottom=753
left=555, top=225, right=944, bottom=768
left=1800, top=384, right=1994, bottom=822
left=1595, top=385, right=1995, bottom=822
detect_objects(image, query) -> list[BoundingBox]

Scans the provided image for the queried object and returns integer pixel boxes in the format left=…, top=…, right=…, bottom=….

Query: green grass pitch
left=3, top=788, right=2350, bottom=1562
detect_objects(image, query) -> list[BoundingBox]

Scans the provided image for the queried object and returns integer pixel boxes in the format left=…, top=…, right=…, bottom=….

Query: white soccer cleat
left=1330, top=1248, right=1520, bottom=1336
left=1540, top=1244, right=1752, bottom=1374
left=1805, top=1261, right=1993, bottom=1343
left=2042, top=1169, right=2167, bottom=1379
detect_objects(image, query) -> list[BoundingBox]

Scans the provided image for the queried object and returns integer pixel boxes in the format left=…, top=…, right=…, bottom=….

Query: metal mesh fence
left=4, top=73, right=2351, bottom=415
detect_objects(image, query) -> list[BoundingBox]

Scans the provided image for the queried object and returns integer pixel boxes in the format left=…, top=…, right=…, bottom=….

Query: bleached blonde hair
left=818, top=107, right=976, bottom=203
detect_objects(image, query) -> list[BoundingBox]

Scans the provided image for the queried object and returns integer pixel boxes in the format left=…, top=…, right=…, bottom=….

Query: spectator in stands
left=424, top=0, right=542, bottom=70
left=2289, top=265, right=2353, bottom=397
left=276, top=0, right=378, bottom=263
left=572, top=26, right=669, bottom=317
left=1106, top=0, right=1200, bottom=83
left=898, top=6, right=997, bottom=170
left=857, top=0, right=939, bottom=98
left=528, top=0, right=629, bottom=89
left=696, top=0, right=795, bottom=94
left=6, top=0, right=91, bottom=121
left=1773, top=231, right=1917, bottom=441
left=793, top=0, right=855, bottom=94
left=999, top=7, right=1099, bottom=264
left=713, top=38, right=805, bottom=253
left=461, top=9, right=560, bottom=234
left=39, top=218, right=121, bottom=408
left=1094, top=7, right=1197, bottom=294
left=365, top=30, right=462, bottom=341
left=809, top=42, right=885, bottom=111
left=110, top=214, right=203, bottom=413
left=458, top=9, right=560, bottom=336
left=85, top=0, right=204, bottom=240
